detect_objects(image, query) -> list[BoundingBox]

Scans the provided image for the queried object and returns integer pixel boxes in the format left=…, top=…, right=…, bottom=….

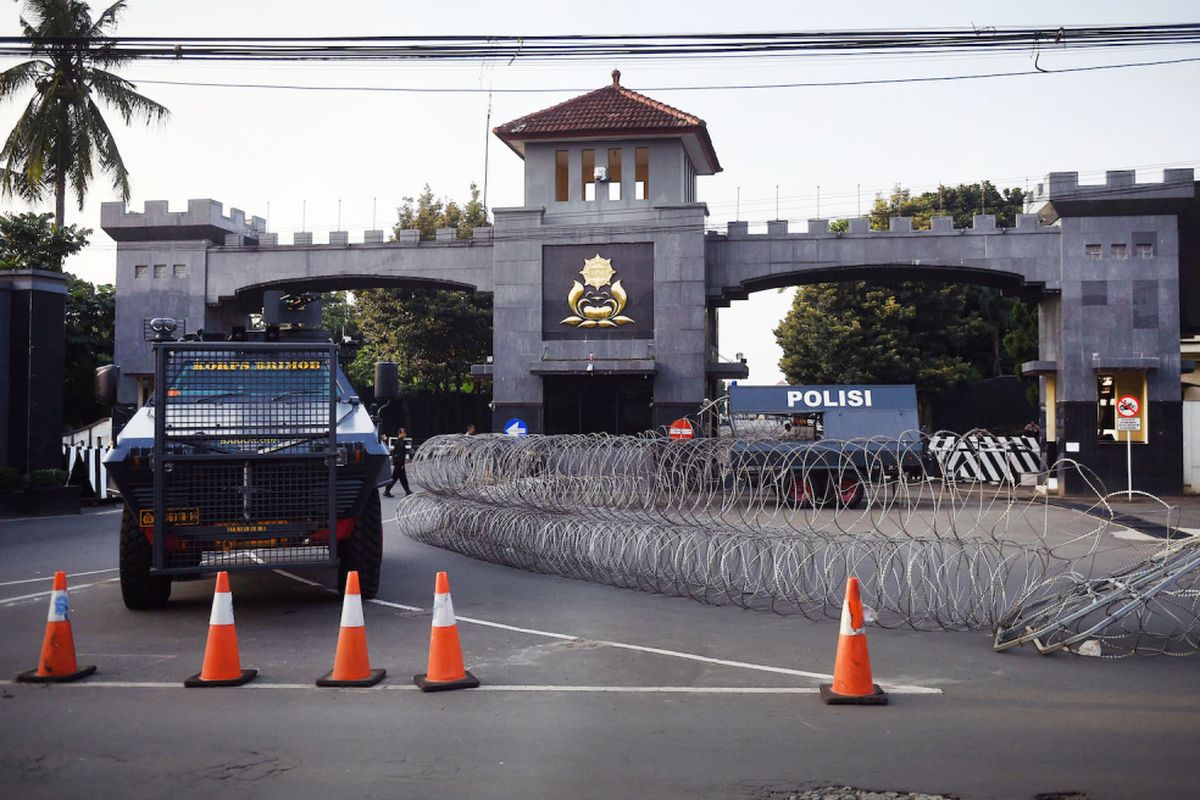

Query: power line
left=3, top=24, right=1199, bottom=62
left=121, top=55, right=1200, bottom=94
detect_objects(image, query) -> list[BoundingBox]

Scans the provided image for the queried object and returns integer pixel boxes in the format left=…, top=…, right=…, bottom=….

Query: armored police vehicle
left=101, top=293, right=393, bottom=609
left=726, top=384, right=929, bottom=508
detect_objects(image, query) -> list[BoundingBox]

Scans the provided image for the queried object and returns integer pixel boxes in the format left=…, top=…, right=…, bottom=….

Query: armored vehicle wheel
left=119, top=505, right=171, bottom=610
left=340, top=489, right=383, bottom=599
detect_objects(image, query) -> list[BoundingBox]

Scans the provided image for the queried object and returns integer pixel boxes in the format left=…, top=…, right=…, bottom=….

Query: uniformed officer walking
left=383, top=427, right=413, bottom=497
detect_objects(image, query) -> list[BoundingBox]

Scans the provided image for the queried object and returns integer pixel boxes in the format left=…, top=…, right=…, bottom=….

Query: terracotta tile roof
left=497, top=71, right=701, bottom=135
left=494, top=70, right=720, bottom=173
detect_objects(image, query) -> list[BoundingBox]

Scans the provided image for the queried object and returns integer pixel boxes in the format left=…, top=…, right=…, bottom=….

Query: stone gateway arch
left=106, top=71, right=1199, bottom=494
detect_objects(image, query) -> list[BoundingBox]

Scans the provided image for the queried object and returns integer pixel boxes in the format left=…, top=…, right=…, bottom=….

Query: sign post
left=1115, top=394, right=1141, bottom=500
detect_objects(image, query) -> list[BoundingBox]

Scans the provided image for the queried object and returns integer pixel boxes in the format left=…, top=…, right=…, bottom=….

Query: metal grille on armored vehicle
left=105, top=337, right=389, bottom=609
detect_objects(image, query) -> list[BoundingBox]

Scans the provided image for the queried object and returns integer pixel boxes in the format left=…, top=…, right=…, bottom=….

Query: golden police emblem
left=561, top=254, right=635, bottom=328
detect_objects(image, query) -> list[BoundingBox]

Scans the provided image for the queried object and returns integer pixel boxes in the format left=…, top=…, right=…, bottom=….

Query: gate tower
left=478, top=69, right=745, bottom=434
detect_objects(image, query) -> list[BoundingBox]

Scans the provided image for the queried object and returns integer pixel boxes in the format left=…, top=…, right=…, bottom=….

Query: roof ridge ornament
left=612, top=68, right=621, bottom=86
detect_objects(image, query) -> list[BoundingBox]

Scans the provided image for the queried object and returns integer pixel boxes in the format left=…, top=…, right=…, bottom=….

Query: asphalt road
left=1, top=499, right=1198, bottom=800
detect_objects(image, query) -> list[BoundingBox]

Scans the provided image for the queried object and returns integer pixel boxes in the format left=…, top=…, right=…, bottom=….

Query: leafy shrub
left=0, top=466, right=19, bottom=491
left=29, top=468, right=68, bottom=487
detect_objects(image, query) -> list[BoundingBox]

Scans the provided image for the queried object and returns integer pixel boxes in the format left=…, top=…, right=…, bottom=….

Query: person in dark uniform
left=383, top=427, right=412, bottom=497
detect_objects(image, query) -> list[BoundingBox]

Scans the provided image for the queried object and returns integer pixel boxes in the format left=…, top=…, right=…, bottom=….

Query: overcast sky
left=2, top=0, right=1197, bottom=384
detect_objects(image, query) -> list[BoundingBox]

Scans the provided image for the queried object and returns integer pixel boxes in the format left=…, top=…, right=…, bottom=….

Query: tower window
left=1085, top=244, right=1102, bottom=260
left=635, top=147, right=649, bottom=200
left=555, top=150, right=569, bottom=202
left=607, top=148, right=622, bottom=201
left=1111, top=243, right=1127, bottom=260
left=1137, top=243, right=1154, bottom=259
left=582, top=149, right=595, bottom=202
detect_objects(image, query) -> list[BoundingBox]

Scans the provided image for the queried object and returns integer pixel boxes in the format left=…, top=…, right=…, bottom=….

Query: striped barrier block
left=928, top=434, right=1040, bottom=484
left=63, top=444, right=111, bottom=500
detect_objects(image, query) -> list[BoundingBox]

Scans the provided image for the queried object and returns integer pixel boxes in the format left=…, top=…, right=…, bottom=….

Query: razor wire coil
left=397, top=431, right=1200, bottom=658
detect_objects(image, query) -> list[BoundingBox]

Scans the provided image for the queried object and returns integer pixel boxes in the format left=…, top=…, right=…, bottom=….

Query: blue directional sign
left=503, top=417, right=529, bottom=437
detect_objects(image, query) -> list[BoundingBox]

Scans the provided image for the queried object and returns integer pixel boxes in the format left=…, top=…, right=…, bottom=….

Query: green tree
left=0, top=211, right=89, bottom=270
left=353, top=184, right=492, bottom=392
left=63, top=274, right=113, bottom=426
left=869, top=181, right=1027, bottom=231
left=394, top=182, right=488, bottom=240
left=0, top=0, right=169, bottom=226
left=356, top=287, right=492, bottom=392
left=775, top=282, right=982, bottom=394
left=321, top=290, right=359, bottom=339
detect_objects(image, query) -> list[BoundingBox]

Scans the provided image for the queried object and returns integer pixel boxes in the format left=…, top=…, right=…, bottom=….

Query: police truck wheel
left=339, top=489, right=383, bottom=600
left=119, top=505, right=171, bottom=610
left=836, top=477, right=865, bottom=509
left=781, top=472, right=817, bottom=509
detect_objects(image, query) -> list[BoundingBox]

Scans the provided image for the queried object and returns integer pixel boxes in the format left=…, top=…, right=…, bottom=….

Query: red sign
left=1116, top=394, right=1140, bottom=418
left=668, top=418, right=694, bottom=440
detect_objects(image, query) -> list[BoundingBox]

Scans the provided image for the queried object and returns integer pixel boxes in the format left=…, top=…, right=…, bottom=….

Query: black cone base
left=15, top=664, right=96, bottom=683
left=414, top=670, right=480, bottom=692
left=317, top=668, right=386, bottom=687
left=184, top=668, right=257, bottom=688
left=819, top=683, right=888, bottom=705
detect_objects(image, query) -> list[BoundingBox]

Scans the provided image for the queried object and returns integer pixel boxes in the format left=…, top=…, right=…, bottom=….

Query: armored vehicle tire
left=340, top=489, right=383, bottom=600
left=119, top=505, right=172, bottom=610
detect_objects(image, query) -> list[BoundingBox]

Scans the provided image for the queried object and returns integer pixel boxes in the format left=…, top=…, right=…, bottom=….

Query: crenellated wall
left=707, top=212, right=1058, bottom=305
left=104, top=199, right=496, bottom=404
left=103, top=167, right=1196, bottom=492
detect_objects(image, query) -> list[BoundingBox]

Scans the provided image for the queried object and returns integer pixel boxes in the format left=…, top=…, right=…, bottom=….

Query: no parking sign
left=1116, top=395, right=1141, bottom=431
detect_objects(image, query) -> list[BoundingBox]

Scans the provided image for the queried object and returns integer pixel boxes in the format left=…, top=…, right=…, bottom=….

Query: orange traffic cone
left=184, top=571, right=257, bottom=687
left=819, top=577, right=887, bottom=705
left=413, top=571, right=479, bottom=692
left=16, top=571, right=96, bottom=683
left=317, top=571, right=386, bottom=687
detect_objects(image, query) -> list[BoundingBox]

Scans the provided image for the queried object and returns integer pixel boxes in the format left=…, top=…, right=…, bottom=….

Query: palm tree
left=0, top=0, right=168, bottom=227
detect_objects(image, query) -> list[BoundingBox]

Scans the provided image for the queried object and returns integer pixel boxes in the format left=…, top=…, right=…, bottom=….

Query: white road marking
left=368, top=596, right=424, bottom=613
left=272, top=571, right=941, bottom=694
left=0, top=679, right=936, bottom=695
left=0, top=578, right=119, bottom=607
left=386, top=508, right=428, bottom=526
left=1110, top=527, right=1162, bottom=542
left=0, top=568, right=119, bottom=588
left=454, top=613, right=578, bottom=641
left=0, top=508, right=121, bottom=525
